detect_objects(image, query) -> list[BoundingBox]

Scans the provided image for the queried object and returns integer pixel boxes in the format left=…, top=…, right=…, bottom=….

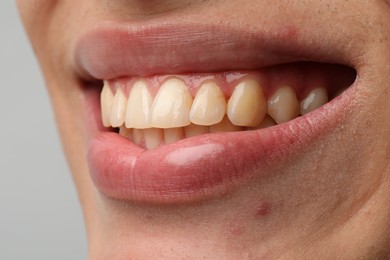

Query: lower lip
left=85, top=84, right=353, bottom=204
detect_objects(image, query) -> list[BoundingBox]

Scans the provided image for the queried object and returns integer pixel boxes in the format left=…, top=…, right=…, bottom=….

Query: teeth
left=144, top=128, right=164, bottom=150
left=150, top=78, right=193, bottom=128
left=119, top=127, right=132, bottom=139
left=300, top=87, right=328, bottom=115
left=125, top=80, right=153, bottom=129
left=184, top=124, right=209, bottom=138
left=267, top=86, right=299, bottom=124
left=164, top=128, right=185, bottom=144
left=209, top=116, right=243, bottom=133
left=132, top=129, right=144, bottom=146
left=100, top=81, right=114, bottom=127
left=110, top=88, right=127, bottom=127
left=107, top=74, right=334, bottom=149
left=227, top=79, right=267, bottom=127
left=190, top=82, right=226, bottom=126
left=248, top=115, right=277, bottom=130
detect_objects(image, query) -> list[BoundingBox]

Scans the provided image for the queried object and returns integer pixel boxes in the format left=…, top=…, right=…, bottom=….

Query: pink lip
left=75, top=20, right=356, bottom=203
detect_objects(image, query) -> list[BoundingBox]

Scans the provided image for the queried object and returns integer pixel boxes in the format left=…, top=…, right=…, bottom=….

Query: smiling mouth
left=101, top=62, right=355, bottom=150
left=74, top=21, right=359, bottom=203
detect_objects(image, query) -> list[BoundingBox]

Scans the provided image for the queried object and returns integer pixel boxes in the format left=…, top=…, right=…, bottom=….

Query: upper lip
left=73, top=19, right=360, bottom=81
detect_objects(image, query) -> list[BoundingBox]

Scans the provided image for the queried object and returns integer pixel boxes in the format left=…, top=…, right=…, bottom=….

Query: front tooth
left=227, top=79, right=267, bottom=127
left=300, top=87, right=328, bottom=115
left=164, top=128, right=184, bottom=144
left=184, top=124, right=209, bottom=138
left=267, top=86, right=299, bottom=124
left=150, top=78, right=193, bottom=128
left=101, top=81, right=114, bottom=127
left=144, top=128, right=163, bottom=150
left=110, top=88, right=127, bottom=127
left=209, top=116, right=243, bottom=133
left=125, top=80, right=153, bottom=129
left=190, top=82, right=226, bottom=126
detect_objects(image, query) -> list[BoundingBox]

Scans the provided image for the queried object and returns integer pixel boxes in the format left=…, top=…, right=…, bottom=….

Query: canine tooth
left=125, top=80, right=153, bottom=129
left=227, top=79, right=266, bottom=127
left=119, top=127, right=132, bottom=139
left=144, top=128, right=163, bottom=150
left=267, top=86, right=299, bottom=124
left=132, top=129, right=144, bottom=146
left=164, top=128, right=185, bottom=144
left=150, top=78, right=193, bottom=128
left=190, top=82, right=226, bottom=126
left=184, top=124, right=209, bottom=138
left=110, top=88, right=127, bottom=127
left=101, top=82, right=114, bottom=127
left=209, top=116, right=243, bottom=133
left=300, top=87, right=328, bottom=115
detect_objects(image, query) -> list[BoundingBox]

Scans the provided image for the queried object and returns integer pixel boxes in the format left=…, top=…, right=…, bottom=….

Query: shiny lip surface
left=75, top=20, right=357, bottom=203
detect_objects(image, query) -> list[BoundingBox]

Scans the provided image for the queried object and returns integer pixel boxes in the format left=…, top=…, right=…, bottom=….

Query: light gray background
left=0, top=2, right=87, bottom=259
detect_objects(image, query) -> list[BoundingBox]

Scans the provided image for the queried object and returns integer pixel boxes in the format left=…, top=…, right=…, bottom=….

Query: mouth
left=74, top=21, right=357, bottom=203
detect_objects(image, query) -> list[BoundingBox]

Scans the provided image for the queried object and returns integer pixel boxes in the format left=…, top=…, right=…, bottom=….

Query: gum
left=106, top=62, right=356, bottom=100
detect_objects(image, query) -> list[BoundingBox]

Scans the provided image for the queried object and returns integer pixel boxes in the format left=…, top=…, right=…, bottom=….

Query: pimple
left=254, top=202, right=271, bottom=217
left=280, top=25, right=298, bottom=41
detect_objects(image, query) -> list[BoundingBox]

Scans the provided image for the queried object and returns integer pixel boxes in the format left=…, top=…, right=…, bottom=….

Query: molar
left=300, top=87, right=328, bottom=115
left=149, top=78, right=193, bottom=128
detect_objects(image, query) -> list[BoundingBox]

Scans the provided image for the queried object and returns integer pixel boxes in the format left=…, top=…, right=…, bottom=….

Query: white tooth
left=132, top=129, right=144, bottom=146
left=164, top=128, right=184, bottom=144
left=190, top=82, right=226, bottom=126
left=267, top=86, right=299, bottom=124
left=125, top=80, right=153, bottom=129
left=150, top=78, right=193, bottom=128
left=101, top=81, right=114, bottom=127
left=110, top=88, right=127, bottom=127
left=227, top=79, right=267, bottom=127
left=248, top=115, right=277, bottom=130
left=144, top=128, right=163, bottom=150
left=209, top=116, right=243, bottom=133
left=119, top=127, right=132, bottom=139
left=184, top=124, right=209, bottom=138
left=300, top=87, right=328, bottom=115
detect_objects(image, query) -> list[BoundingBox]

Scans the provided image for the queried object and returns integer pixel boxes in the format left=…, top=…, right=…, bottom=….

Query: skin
left=17, top=1, right=390, bottom=259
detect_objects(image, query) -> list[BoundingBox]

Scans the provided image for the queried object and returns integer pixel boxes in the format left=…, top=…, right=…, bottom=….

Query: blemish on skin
left=280, top=25, right=298, bottom=41
left=254, top=202, right=271, bottom=217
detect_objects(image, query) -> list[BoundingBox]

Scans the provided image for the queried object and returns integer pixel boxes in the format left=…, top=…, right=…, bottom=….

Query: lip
left=75, top=19, right=357, bottom=203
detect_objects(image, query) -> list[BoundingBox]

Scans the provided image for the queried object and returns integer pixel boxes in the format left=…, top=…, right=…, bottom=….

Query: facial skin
left=17, top=1, right=390, bottom=259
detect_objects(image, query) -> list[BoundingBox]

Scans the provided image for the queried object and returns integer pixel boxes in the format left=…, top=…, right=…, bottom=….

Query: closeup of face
left=17, top=0, right=390, bottom=259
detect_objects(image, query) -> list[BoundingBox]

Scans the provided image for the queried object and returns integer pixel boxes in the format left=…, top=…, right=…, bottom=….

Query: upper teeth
left=101, top=74, right=329, bottom=149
